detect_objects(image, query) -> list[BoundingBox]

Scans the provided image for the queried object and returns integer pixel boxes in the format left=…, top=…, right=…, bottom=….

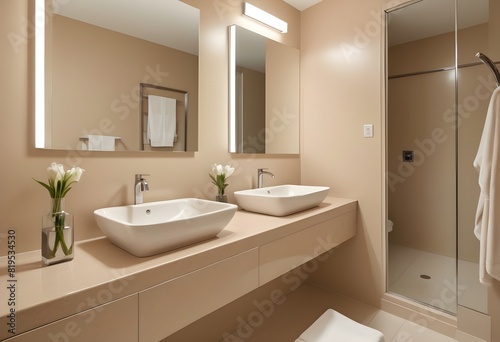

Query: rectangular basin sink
left=94, top=198, right=237, bottom=257
left=234, top=185, right=330, bottom=216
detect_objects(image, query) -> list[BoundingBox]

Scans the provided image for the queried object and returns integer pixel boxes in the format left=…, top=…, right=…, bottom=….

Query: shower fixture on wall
left=476, top=52, right=500, bottom=87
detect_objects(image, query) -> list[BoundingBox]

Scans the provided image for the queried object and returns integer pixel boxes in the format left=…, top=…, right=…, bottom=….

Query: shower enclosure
left=386, top=0, right=494, bottom=315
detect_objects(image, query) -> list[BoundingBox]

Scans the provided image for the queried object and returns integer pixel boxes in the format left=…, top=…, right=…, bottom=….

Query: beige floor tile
left=392, top=321, right=458, bottom=342
left=368, top=310, right=406, bottom=341
left=238, top=283, right=380, bottom=342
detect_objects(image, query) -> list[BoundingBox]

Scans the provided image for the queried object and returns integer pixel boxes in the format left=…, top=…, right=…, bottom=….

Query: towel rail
left=476, top=52, right=500, bottom=87
left=142, top=95, right=180, bottom=102
left=79, top=135, right=121, bottom=140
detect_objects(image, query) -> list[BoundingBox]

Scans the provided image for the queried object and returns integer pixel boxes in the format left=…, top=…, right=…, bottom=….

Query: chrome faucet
left=258, top=168, right=274, bottom=188
left=134, top=174, right=150, bottom=204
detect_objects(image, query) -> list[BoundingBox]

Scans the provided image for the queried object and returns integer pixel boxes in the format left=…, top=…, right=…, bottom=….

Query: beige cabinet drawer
left=317, top=211, right=357, bottom=253
left=259, top=224, right=320, bottom=285
left=259, top=211, right=356, bottom=285
left=6, top=294, right=138, bottom=342
left=139, top=248, right=259, bottom=342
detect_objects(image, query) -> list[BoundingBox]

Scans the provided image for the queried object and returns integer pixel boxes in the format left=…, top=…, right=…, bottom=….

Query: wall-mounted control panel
left=402, top=150, right=414, bottom=162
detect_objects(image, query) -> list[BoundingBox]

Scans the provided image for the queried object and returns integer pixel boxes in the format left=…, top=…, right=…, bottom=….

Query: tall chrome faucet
left=134, top=174, right=150, bottom=204
left=258, top=168, right=274, bottom=188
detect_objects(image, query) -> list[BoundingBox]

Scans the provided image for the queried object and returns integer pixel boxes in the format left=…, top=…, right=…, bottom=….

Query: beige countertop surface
left=0, top=196, right=357, bottom=338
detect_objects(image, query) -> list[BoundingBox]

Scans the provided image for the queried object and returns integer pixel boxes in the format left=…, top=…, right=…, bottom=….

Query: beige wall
left=388, top=30, right=455, bottom=77
left=388, top=71, right=456, bottom=258
left=50, top=15, right=198, bottom=151
left=266, top=39, right=300, bottom=154
left=300, top=0, right=387, bottom=308
left=0, top=0, right=300, bottom=255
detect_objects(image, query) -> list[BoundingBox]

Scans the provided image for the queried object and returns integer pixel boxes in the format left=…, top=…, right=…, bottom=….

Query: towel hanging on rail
left=473, top=86, right=500, bottom=285
left=147, top=95, right=176, bottom=147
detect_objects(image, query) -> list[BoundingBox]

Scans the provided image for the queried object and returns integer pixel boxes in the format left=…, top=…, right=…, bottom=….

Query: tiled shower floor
left=388, top=243, right=488, bottom=314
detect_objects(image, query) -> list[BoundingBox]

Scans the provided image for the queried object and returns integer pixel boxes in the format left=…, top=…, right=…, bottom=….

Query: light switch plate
left=363, top=124, right=374, bottom=138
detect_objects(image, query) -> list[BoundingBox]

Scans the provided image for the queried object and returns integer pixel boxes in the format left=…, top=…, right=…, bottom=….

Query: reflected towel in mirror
left=85, top=135, right=116, bottom=151
left=147, top=95, right=176, bottom=147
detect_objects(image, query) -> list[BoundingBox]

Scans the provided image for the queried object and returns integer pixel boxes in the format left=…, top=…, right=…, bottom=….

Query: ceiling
left=283, top=0, right=322, bottom=11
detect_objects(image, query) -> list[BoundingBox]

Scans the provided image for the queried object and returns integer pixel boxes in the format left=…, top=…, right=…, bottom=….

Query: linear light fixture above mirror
left=243, top=2, right=288, bottom=33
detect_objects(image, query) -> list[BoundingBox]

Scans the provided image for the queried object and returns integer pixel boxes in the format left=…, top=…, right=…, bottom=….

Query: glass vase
left=215, top=194, right=227, bottom=203
left=42, top=198, right=74, bottom=266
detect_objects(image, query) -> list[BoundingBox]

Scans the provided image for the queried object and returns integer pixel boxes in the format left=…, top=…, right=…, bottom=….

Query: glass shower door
left=386, top=0, right=492, bottom=316
left=386, top=0, right=458, bottom=314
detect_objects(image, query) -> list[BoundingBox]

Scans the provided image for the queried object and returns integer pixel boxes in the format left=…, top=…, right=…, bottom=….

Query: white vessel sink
left=234, top=185, right=330, bottom=217
left=94, top=198, right=237, bottom=257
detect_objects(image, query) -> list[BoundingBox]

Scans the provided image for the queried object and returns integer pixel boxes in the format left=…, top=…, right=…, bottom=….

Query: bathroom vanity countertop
left=0, top=196, right=357, bottom=339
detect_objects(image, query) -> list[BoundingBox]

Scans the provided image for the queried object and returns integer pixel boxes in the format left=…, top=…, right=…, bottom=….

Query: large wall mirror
left=35, top=0, right=199, bottom=152
left=229, top=25, right=299, bottom=154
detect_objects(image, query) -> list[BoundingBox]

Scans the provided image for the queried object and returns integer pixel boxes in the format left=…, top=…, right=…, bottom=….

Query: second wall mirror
left=229, top=25, right=300, bottom=154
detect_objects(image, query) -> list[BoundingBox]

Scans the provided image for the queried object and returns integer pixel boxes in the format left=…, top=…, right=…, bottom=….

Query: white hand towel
left=147, top=95, right=176, bottom=147
left=86, top=135, right=115, bottom=151
left=101, top=136, right=115, bottom=151
left=295, top=309, right=385, bottom=342
left=474, top=86, right=500, bottom=285
left=87, top=135, right=103, bottom=151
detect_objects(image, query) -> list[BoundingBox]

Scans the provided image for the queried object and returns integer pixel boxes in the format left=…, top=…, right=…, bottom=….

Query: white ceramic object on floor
left=94, top=198, right=237, bottom=257
left=234, top=185, right=329, bottom=216
left=295, top=309, right=385, bottom=342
